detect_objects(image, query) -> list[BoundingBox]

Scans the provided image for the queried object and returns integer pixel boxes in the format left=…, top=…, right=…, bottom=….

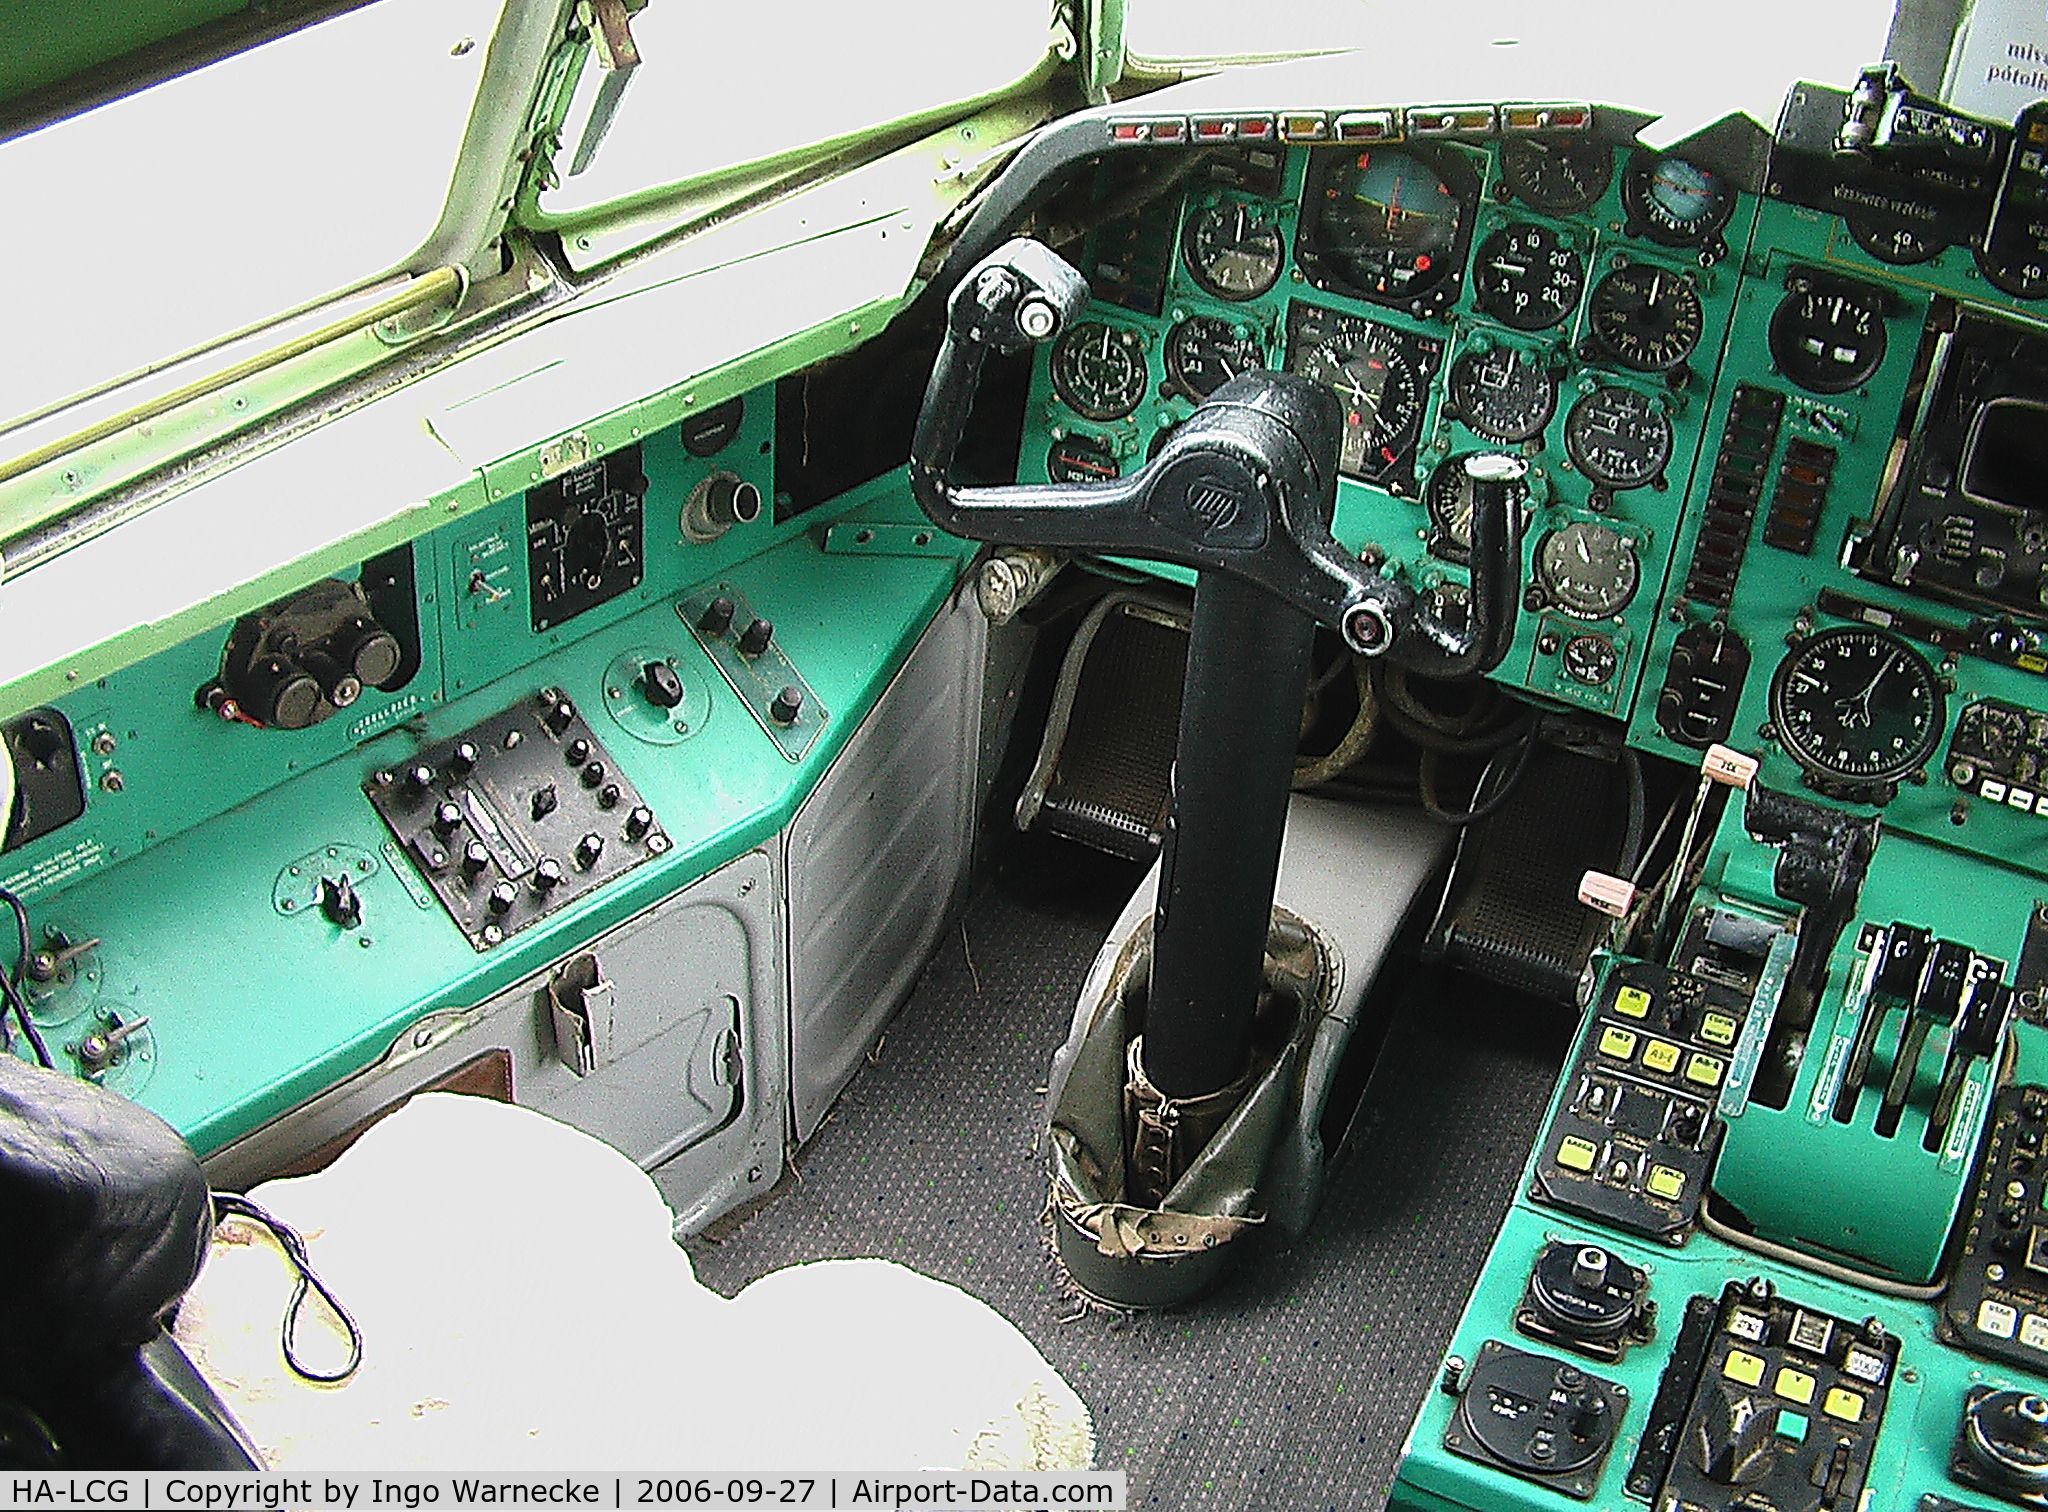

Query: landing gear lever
left=911, top=240, right=1527, bottom=1133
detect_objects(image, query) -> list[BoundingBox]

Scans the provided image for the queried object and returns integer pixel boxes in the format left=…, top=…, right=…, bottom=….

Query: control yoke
left=909, top=239, right=1526, bottom=677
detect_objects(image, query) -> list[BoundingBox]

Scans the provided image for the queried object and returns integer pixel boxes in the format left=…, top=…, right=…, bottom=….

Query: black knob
left=300, top=648, right=362, bottom=709
left=598, top=783, right=622, bottom=810
left=531, top=858, right=563, bottom=893
left=566, top=737, right=592, bottom=765
left=624, top=806, right=654, bottom=841
left=432, top=801, right=464, bottom=837
left=531, top=783, right=559, bottom=822
left=402, top=762, right=436, bottom=799
left=339, top=619, right=403, bottom=690
left=487, top=881, right=517, bottom=915
left=540, top=693, right=576, bottom=736
left=770, top=685, right=805, bottom=725
left=1964, top=1388, right=2048, bottom=1494
left=462, top=841, right=491, bottom=877
left=1690, top=1381, right=1774, bottom=1486
left=738, top=617, right=774, bottom=656
left=319, top=874, right=363, bottom=930
left=642, top=660, right=686, bottom=710
left=451, top=741, right=480, bottom=776
left=706, top=475, right=763, bottom=528
left=698, top=596, right=736, bottom=637
left=575, top=833, right=606, bottom=870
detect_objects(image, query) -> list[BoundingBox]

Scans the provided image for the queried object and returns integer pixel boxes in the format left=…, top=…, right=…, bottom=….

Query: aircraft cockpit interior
left=18, top=2, right=2048, bottom=1507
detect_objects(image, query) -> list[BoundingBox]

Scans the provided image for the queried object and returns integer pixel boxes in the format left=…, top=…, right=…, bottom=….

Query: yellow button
left=1701, top=1012, right=1739, bottom=1047
left=1823, top=1387, right=1865, bottom=1423
left=1599, top=1026, right=1640, bottom=1060
left=1643, top=1039, right=1682, bottom=1074
left=1558, top=1136, right=1599, bottom=1173
left=1724, top=1350, right=1766, bottom=1387
left=1685, top=1052, right=1727, bottom=1088
left=1647, top=1165, right=1686, bottom=1200
left=1615, top=986, right=1653, bottom=1020
left=1775, top=1367, right=1817, bottom=1405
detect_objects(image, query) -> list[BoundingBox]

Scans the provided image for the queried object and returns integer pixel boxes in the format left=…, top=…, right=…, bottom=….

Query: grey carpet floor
left=687, top=836, right=1567, bottom=1511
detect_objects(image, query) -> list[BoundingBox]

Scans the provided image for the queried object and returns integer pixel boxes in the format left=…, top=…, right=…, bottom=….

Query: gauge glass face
left=1977, top=235, right=2048, bottom=300
left=1425, top=453, right=1530, bottom=559
left=1164, top=315, right=1266, bottom=401
left=1473, top=222, right=1585, bottom=331
left=1769, top=626, right=1946, bottom=785
left=1588, top=263, right=1703, bottom=371
left=1538, top=522, right=1641, bottom=618
left=1563, top=634, right=1619, bottom=686
left=1301, top=146, right=1476, bottom=309
left=1565, top=385, right=1672, bottom=490
left=1500, top=137, right=1613, bottom=216
left=1848, top=216, right=1942, bottom=266
left=1284, top=306, right=1443, bottom=493
left=1182, top=200, right=1286, bottom=300
left=1768, top=277, right=1888, bottom=394
left=1050, top=321, right=1148, bottom=421
left=1449, top=346, right=1557, bottom=443
left=1626, top=156, right=1735, bottom=246
left=1046, top=434, right=1121, bottom=483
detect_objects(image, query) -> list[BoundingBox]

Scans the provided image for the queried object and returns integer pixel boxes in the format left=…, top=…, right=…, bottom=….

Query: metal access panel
left=204, top=850, right=787, bottom=1235
left=783, top=592, right=984, bottom=1141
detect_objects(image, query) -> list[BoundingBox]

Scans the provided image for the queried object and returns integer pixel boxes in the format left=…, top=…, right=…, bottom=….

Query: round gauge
left=1563, top=634, right=1620, bottom=686
left=1164, top=316, right=1265, bottom=401
left=1473, top=222, right=1585, bottom=331
left=1046, top=434, right=1121, bottom=483
left=1623, top=156, right=1735, bottom=247
left=1425, top=453, right=1531, bottom=558
left=1050, top=321, right=1148, bottom=421
left=1301, top=146, right=1478, bottom=309
left=1587, top=263, right=1703, bottom=372
left=1565, top=385, right=1672, bottom=490
left=1769, top=626, right=1946, bottom=786
left=1849, top=216, right=1943, bottom=266
left=1182, top=201, right=1286, bottom=301
left=1297, top=331, right=1427, bottom=483
left=1538, top=522, right=1641, bottom=618
left=1449, top=346, right=1557, bottom=443
left=1768, top=277, right=1888, bottom=394
left=1500, top=137, right=1613, bottom=216
left=1978, top=236, right=2048, bottom=301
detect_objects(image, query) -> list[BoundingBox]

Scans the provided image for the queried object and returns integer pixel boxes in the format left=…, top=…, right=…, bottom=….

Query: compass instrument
left=1500, top=137, right=1613, bottom=216
left=1767, top=274, right=1888, bottom=394
left=1564, top=385, right=1672, bottom=490
left=1769, top=625, right=1946, bottom=791
left=1623, top=155, right=1736, bottom=248
left=1473, top=222, right=1585, bottom=331
left=1298, top=145, right=1479, bottom=314
left=1537, top=521, right=1641, bottom=618
left=1284, top=302, right=1443, bottom=494
left=1181, top=198, right=1286, bottom=301
left=1587, top=263, right=1703, bottom=372
left=1163, top=315, right=1266, bottom=401
left=1448, top=345, right=1557, bottom=443
left=1050, top=321, right=1148, bottom=421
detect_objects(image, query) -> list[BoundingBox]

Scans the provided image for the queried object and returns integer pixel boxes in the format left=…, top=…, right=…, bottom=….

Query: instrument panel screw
left=100, top=771, right=124, bottom=793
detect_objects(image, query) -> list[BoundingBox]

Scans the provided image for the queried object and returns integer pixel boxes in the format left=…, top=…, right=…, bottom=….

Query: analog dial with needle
left=1537, top=521, right=1640, bottom=618
left=1500, top=137, right=1613, bottom=215
left=1163, top=315, right=1265, bottom=401
left=1473, top=222, right=1585, bottom=331
left=1588, top=263, right=1703, bottom=372
left=1049, top=321, right=1148, bottom=421
left=1624, top=155, right=1736, bottom=246
left=1284, top=305, right=1442, bottom=493
left=1769, top=626, right=1945, bottom=786
left=1182, top=199, right=1286, bottom=301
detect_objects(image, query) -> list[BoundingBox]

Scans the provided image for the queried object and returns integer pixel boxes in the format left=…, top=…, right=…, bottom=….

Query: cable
left=1294, top=655, right=1380, bottom=790
left=210, top=1193, right=363, bottom=1384
left=1698, top=1197, right=1945, bottom=1301
left=1375, top=663, right=1528, bottom=754
left=1419, top=720, right=1542, bottom=826
left=1616, top=747, right=1647, bottom=879
left=0, top=886, right=51, bottom=1069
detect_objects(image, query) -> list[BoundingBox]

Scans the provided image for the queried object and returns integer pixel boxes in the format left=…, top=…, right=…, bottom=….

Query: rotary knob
left=461, top=841, right=491, bottom=878
left=487, top=881, right=518, bottom=916
left=597, top=783, right=622, bottom=811
left=737, top=617, right=774, bottom=657
left=1962, top=1388, right=2048, bottom=1496
left=531, top=858, right=564, bottom=893
left=697, top=596, right=736, bottom=637
left=642, top=660, right=685, bottom=710
left=432, top=801, right=464, bottom=837
left=624, top=805, right=654, bottom=841
left=566, top=737, right=592, bottom=766
left=450, top=740, right=480, bottom=776
left=581, top=760, right=607, bottom=789
left=575, top=833, right=606, bottom=870
left=402, top=762, right=436, bottom=800
left=770, top=686, right=805, bottom=725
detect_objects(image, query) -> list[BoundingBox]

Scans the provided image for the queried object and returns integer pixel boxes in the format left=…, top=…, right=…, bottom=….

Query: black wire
left=1616, top=747, right=1647, bottom=878
left=1419, top=720, right=1543, bottom=826
left=0, top=887, right=52, bottom=1069
left=211, top=1193, right=363, bottom=1384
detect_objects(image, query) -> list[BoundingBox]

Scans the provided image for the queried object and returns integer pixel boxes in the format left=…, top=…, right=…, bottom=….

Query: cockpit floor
left=688, top=832, right=1568, bottom=1511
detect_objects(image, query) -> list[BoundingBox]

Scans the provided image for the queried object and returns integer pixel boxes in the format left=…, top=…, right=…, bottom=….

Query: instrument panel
left=1023, top=100, right=2048, bottom=878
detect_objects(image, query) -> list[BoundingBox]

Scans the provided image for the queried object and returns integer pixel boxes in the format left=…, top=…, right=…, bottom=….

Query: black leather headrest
left=0, top=1055, right=212, bottom=1355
